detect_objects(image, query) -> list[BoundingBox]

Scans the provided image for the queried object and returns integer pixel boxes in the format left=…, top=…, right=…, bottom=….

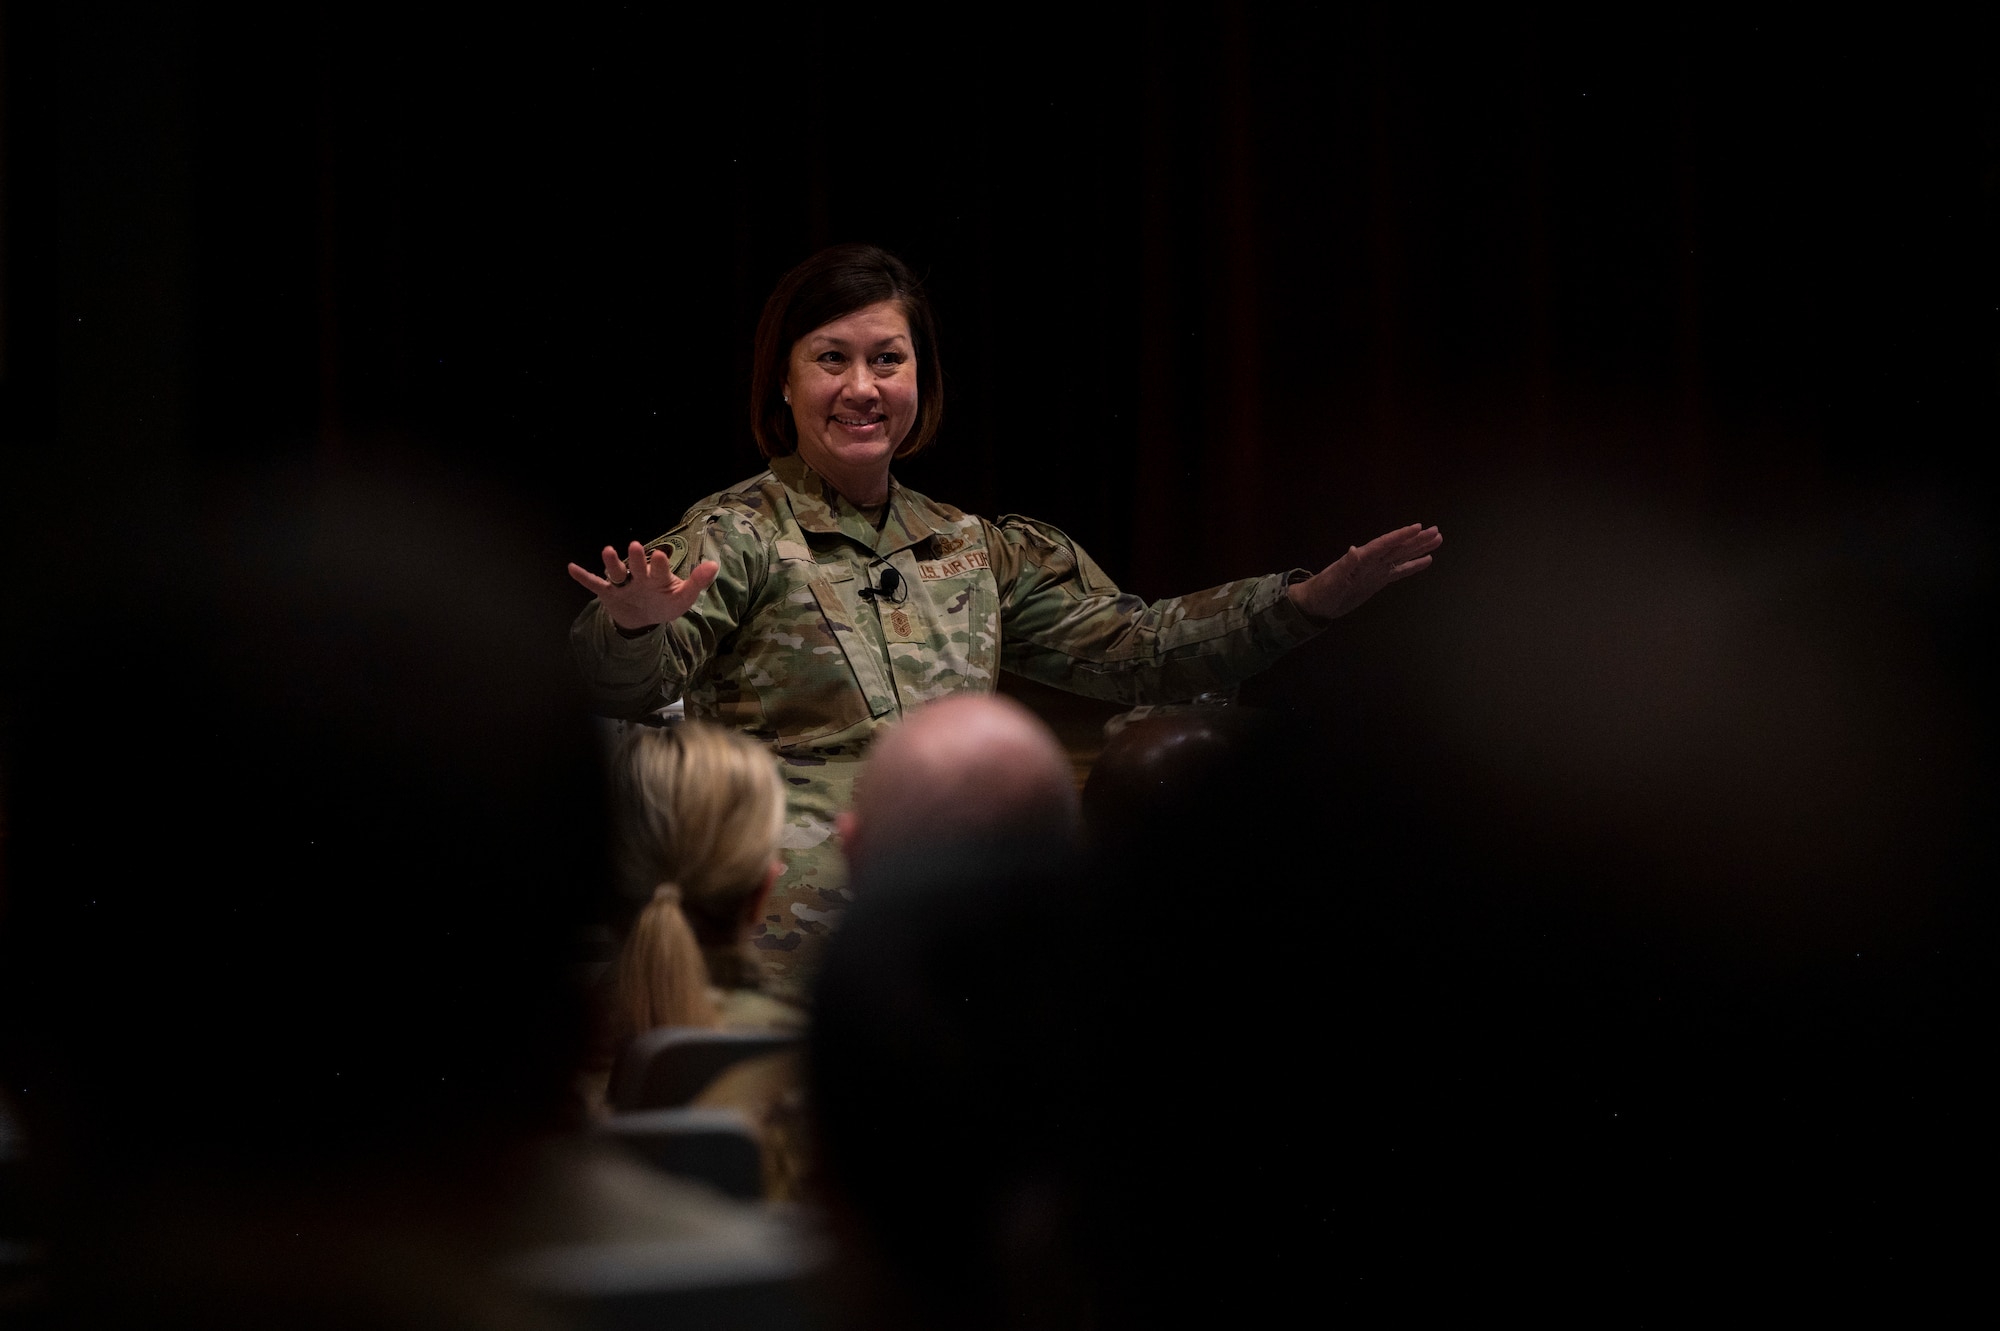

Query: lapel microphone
left=858, top=566, right=902, bottom=602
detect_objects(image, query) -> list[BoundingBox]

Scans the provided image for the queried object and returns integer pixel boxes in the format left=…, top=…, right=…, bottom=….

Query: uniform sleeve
left=568, top=506, right=769, bottom=720
left=986, top=515, right=1330, bottom=706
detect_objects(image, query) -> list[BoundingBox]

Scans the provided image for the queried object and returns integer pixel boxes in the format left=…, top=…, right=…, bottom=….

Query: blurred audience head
left=602, top=720, right=786, bottom=1044
left=809, top=838, right=1093, bottom=1331
left=1084, top=711, right=1244, bottom=851
left=1080, top=707, right=1324, bottom=889
left=0, top=453, right=613, bottom=1327
left=839, top=693, right=1078, bottom=875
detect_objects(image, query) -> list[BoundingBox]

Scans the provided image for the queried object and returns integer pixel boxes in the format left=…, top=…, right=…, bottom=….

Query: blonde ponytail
left=607, top=882, right=721, bottom=1051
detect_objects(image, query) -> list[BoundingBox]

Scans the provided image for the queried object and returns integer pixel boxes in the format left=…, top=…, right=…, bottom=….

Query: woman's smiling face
left=784, top=300, right=917, bottom=504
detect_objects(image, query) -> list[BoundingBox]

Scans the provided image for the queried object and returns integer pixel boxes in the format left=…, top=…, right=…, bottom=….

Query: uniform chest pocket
left=879, top=557, right=1001, bottom=705
left=722, top=557, right=893, bottom=750
left=801, top=565, right=899, bottom=725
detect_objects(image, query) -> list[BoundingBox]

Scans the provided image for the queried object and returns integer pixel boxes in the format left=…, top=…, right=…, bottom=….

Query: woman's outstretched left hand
left=1287, top=523, right=1443, bottom=621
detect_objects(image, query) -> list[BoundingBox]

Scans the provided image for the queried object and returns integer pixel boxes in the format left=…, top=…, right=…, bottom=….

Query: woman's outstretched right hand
left=566, top=542, right=721, bottom=632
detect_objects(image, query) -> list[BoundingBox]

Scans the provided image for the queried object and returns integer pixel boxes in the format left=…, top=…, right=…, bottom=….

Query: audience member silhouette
left=0, top=458, right=786, bottom=1329
left=800, top=696, right=1094, bottom=1328
left=590, top=719, right=816, bottom=1200
left=810, top=839, right=1096, bottom=1331
left=599, top=720, right=800, bottom=1053
left=1080, top=700, right=1975, bottom=1314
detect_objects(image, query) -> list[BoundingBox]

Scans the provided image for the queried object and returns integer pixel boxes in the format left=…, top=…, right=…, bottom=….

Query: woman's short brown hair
left=750, top=244, right=945, bottom=461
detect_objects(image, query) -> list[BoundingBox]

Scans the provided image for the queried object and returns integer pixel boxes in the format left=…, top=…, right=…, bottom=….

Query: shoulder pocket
left=996, top=514, right=1112, bottom=596
left=648, top=510, right=755, bottom=576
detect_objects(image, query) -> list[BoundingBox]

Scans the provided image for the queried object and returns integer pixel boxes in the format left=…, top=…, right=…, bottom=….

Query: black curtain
left=18, top=8, right=1990, bottom=574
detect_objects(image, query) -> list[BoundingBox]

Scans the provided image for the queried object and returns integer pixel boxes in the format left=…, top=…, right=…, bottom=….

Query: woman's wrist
left=1284, top=573, right=1334, bottom=624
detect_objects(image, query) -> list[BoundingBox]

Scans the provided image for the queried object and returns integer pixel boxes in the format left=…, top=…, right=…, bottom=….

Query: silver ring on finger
left=609, top=571, right=633, bottom=588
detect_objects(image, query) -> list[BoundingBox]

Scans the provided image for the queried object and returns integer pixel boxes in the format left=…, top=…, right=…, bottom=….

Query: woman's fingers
left=566, top=562, right=609, bottom=593
left=660, top=559, right=718, bottom=613
left=1374, top=524, right=1440, bottom=552
left=1357, top=525, right=1442, bottom=571
left=1385, top=554, right=1434, bottom=581
left=649, top=548, right=687, bottom=591
left=1355, top=528, right=1411, bottom=562
left=683, top=559, right=720, bottom=597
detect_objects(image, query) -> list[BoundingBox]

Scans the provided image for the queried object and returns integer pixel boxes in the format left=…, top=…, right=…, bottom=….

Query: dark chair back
left=607, top=1027, right=801, bottom=1112
left=511, top=1231, right=823, bottom=1331
left=600, top=1108, right=763, bottom=1201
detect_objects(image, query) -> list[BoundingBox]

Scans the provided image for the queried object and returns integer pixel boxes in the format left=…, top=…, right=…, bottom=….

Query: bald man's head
left=841, top=694, right=1080, bottom=875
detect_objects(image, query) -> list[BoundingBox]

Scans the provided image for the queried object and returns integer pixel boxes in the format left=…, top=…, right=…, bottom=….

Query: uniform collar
left=772, top=452, right=943, bottom=556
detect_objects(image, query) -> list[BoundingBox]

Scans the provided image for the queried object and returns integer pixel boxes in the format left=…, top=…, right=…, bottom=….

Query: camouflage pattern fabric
left=571, top=453, right=1327, bottom=1002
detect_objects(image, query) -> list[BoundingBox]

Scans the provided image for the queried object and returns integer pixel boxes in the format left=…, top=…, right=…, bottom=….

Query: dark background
left=13, top=2, right=1989, bottom=932
left=14, top=7, right=1992, bottom=569
left=2, top=1, right=1993, bottom=1305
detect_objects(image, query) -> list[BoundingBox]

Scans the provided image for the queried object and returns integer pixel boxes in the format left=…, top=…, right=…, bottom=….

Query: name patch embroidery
left=916, top=550, right=990, bottom=581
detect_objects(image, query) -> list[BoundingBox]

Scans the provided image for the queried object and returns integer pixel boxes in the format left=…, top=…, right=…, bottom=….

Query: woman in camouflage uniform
left=568, top=245, right=1440, bottom=1002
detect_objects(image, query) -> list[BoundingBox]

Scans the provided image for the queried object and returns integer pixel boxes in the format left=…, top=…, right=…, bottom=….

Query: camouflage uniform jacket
left=571, top=453, right=1327, bottom=1001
